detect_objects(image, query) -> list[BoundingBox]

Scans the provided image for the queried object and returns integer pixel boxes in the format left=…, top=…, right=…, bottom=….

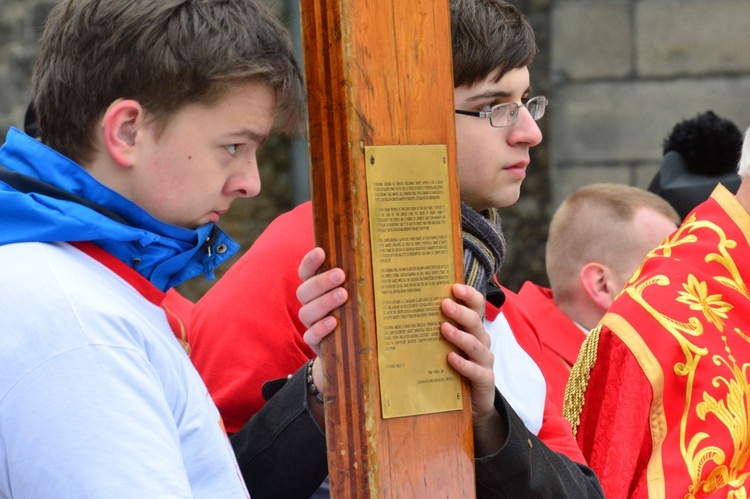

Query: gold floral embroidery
left=629, top=213, right=749, bottom=301
left=676, top=275, right=734, bottom=332
left=685, top=338, right=750, bottom=497
left=624, top=214, right=699, bottom=287
left=623, top=216, right=750, bottom=497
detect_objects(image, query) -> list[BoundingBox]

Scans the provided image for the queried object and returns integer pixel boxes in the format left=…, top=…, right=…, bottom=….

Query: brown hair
left=450, top=0, right=537, bottom=88
left=32, top=0, right=305, bottom=165
left=546, top=183, right=681, bottom=302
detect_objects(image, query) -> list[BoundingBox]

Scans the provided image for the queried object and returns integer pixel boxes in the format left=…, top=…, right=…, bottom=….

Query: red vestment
left=567, top=185, right=750, bottom=498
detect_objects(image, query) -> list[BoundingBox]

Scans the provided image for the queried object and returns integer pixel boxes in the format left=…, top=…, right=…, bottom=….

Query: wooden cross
left=299, top=0, right=475, bottom=496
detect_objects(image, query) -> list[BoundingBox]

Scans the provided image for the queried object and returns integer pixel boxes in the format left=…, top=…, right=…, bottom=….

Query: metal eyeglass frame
left=454, top=96, right=547, bottom=128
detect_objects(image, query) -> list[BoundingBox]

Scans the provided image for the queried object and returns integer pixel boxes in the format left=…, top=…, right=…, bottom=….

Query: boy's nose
left=510, top=107, right=543, bottom=147
left=228, top=162, right=261, bottom=198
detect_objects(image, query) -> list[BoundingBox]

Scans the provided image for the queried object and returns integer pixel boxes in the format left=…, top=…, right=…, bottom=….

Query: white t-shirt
left=0, top=242, right=248, bottom=498
left=485, top=312, right=546, bottom=435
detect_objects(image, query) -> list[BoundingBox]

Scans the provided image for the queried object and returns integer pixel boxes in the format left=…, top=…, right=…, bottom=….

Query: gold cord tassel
left=563, top=324, right=602, bottom=436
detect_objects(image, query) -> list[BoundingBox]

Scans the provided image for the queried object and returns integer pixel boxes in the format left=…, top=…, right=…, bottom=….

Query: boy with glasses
left=195, top=0, right=603, bottom=496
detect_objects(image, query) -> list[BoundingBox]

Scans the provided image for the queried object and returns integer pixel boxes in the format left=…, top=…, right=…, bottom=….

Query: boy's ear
left=101, top=99, right=143, bottom=167
left=579, top=262, right=618, bottom=312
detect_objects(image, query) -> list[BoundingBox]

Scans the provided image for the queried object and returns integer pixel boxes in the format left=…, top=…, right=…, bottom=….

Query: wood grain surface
left=300, top=1, right=475, bottom=496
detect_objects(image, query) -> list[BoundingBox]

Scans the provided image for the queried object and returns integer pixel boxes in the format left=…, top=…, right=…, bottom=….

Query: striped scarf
left=461, top=202, right=506, bottom=305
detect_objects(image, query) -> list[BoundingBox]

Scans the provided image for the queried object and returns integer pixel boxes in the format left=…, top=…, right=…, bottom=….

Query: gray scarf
left=461, top=202, right=506, bottom=302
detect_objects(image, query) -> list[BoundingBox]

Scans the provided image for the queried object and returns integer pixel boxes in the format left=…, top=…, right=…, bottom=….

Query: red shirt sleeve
left=190, top=202, right=315, bottom=433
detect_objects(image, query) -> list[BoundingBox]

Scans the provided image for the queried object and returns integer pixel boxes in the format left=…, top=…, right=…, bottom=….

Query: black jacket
left=231, top=365, right=603, bottom=498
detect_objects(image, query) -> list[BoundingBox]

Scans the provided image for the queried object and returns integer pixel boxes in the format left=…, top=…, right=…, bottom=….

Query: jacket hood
left=0, top=127, right=239, bottom=291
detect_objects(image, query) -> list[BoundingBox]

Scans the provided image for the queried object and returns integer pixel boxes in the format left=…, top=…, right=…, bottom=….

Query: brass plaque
left=365, top=144, right=462, bottom=419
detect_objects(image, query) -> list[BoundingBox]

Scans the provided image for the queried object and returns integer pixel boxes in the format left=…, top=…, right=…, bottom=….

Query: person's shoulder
left=491, top=284, right=545, bottom=354
left=221, top=201, right=314, bottom=274
left=517, top=281, right=553, bottom=302
left=0, top=241, right=167, bottom=348
left=263, top=201, right=314, bottom=239
left=205, top=201, right=315, bottom=286
left=191, top=202, right=314, bottom=339
left=497, top=285, right=523, bottom=312
left=0, top=241, right=96, bottom=301
left=0, top=242, right=160, bottom=396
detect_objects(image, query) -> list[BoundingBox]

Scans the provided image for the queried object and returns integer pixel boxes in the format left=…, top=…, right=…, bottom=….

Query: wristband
left=306, top=359, right=324, bottom=404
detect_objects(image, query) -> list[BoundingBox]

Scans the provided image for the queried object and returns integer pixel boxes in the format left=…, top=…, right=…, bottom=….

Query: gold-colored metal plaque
left=365, top=144, right=462, bottom=419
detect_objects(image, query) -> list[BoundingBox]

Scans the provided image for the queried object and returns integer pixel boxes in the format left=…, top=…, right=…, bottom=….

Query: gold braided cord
left=563, top=324, right=602, bottom=436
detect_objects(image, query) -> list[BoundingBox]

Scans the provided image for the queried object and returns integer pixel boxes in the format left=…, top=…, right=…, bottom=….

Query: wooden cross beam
left=299, top=0, right=475, bottom=496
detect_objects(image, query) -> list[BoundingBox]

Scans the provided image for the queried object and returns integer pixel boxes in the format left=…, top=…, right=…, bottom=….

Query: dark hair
left=649, top=110, right=742, bottom=219
left=450, top=0, right=537, bottom=88
left=662, top=110, right=742, bottom=175
left=24, top=102, right=39, bottom=139
left=32, top=0, right=305, bottom=165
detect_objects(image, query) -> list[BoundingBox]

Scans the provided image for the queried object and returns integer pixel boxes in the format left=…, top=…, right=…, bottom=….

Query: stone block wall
left=549, top=0, right=750, bottom=205
left=0, top=0, right=55, bottom=137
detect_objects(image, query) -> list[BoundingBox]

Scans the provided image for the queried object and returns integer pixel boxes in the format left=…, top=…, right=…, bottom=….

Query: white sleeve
left=0, top=346, right=193, bottom=498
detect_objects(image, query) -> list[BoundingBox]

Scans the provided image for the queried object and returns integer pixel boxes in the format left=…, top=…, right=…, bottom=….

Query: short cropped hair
left=546, top=183, right=681, bottom=303
left=32, top=0, right=305, bottom=165
left=739, top=126, right=750, bottom=177
left=450, top=0, right=537, bottom=88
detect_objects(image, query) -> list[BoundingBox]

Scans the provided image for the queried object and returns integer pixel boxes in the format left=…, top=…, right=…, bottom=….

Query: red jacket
left=517, top=282, right=587, bottom=409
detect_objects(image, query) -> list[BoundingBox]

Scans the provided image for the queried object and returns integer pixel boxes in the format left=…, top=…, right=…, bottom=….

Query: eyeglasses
left=455, top=96, right=547, bottom=128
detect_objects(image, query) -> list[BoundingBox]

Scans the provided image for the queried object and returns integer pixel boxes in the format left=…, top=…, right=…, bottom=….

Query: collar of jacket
left=0, top=127, right=239, bottom=291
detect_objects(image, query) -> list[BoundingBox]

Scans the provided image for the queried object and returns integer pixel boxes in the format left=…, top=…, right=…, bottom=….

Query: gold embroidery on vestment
left=624, top=216, right=749, bottom=497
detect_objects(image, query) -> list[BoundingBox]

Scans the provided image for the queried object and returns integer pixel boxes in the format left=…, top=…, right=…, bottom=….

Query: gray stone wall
left=549, top=0, right=750, bottom=203
left=0, top=0, right=55, bottom=137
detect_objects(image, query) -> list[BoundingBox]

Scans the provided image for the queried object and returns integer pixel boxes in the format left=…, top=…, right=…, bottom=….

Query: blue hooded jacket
left=0, top=127, right=239, bottom=291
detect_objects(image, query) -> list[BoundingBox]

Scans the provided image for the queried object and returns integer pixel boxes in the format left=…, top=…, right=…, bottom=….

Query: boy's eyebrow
left=464, top=86, right=532, bottom=103
left=228, top=128, right=269, bottom=145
